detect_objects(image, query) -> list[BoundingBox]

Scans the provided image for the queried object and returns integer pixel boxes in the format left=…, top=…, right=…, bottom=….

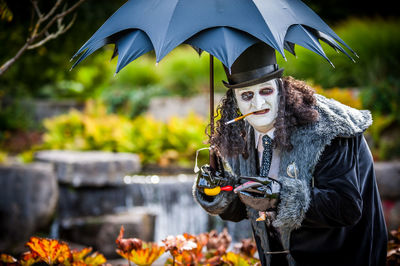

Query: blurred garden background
left=1, top=0, right=400, bottom=263
left=1, top=0, right=400, bottom=164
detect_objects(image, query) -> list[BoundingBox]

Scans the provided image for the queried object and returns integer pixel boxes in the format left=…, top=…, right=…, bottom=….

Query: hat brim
left=223, top=68, right=284, bottom=89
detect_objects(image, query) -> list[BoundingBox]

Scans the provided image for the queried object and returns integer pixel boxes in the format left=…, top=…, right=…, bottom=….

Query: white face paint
left=234, top=79, right=279, bottom=133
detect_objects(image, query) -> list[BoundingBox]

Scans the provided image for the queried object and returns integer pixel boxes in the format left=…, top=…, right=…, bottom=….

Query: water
left=125, top=174, right=253, bottom=242
left=56, top=174, right=253, bottom=243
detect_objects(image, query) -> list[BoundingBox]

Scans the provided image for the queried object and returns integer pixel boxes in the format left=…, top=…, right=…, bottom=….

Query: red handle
left=220, top=185, right=233, bottom=191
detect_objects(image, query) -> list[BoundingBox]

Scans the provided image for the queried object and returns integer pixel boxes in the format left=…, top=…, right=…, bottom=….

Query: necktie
left=260, top=134, right=273, bottom=177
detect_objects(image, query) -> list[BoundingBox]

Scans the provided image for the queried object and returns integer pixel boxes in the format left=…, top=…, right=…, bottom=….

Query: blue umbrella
left=71, top=0, right=356, bottom=72
left=71, top=0, right=357, bottom=151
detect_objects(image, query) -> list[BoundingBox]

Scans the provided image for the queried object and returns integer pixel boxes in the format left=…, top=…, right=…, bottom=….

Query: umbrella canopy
left=71, top=0, right=356, bottom=73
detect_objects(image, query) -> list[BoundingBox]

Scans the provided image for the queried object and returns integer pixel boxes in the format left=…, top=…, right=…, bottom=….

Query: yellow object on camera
left=203, top=186, right=221, bottom=196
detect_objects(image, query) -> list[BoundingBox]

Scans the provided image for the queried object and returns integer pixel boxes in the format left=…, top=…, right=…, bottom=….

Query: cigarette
left=225, top=111, right=256, bottom=125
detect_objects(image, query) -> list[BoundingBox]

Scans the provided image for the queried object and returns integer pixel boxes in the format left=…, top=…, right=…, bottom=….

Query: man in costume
left=193, top=42, right=388, bottom=266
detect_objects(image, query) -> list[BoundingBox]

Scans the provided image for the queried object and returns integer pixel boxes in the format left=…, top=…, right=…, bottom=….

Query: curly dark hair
left=209, top=76, right=319, bottom=158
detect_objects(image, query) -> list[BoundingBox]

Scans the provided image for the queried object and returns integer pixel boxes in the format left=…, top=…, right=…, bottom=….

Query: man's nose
left=253, top=93, right=265, bottom=110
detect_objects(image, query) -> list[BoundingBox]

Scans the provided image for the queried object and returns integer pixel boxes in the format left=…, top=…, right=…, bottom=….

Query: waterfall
left=125, top=174, right=253, bottom=242
left=57, top=174, right=253, bottom=246
left=126, top=174, right=209, bottom=241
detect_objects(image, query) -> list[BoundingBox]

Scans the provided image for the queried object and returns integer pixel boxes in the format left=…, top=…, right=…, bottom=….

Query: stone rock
left=34, top=150, right=141, bottom=187
left=0, top=163, right=58, bottom=254
left=59, top=208, right=156, bottom=258
left=27, top=99, right=84, bottom=122
left=375, top=161, right=400, bottom=200
left=146, top=93, right=224, bottom=122
left=58, top=185, right=129, bottom=219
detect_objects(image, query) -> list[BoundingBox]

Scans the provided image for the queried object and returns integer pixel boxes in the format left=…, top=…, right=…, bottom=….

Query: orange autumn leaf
left=116, top=226, right=165, bottom=266
left=70, top=247, right=93, bottom=262
left=221, top=252, right=249, bottom=266
left=221, top=252, right=260, bottom=266
left=70, top=262, right=87, bottom=266
left=117, top=242, right=165, bottom=266
left=81, top=252, right=107, bottom=265
left=25, top=237, right=72, bottom=264
left=0, top=253, right=17, bottom=263
left=20, top=252, right=39, bottom=266
left=63, top=247, right=106, bottom=266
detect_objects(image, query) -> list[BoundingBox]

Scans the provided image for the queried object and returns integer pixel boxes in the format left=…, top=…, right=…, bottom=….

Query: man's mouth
left=253, top=108, right=270, bottom=115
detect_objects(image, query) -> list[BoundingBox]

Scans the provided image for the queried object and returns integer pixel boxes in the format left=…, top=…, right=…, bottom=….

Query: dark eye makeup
left=259, top=87, right=274, bottom=95
left=241, top=91, right=254, bottom=101
left=240, top=87, right=274, bottom=101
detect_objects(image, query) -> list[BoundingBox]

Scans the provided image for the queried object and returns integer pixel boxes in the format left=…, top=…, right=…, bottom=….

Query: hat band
left=228, top=64, right=278, bottom=85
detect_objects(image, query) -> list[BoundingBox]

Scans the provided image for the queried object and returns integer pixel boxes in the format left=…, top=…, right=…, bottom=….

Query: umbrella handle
left=209, top=54, right=216, bottom=171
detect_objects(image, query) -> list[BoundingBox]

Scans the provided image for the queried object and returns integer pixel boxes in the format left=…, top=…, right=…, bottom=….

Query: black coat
left=194, top=95, right=388, bottom=266
left=219, top=134, right=388, bottom=266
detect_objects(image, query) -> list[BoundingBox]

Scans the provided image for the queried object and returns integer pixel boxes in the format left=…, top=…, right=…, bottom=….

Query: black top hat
left=223, top=42, right=284, bottom=89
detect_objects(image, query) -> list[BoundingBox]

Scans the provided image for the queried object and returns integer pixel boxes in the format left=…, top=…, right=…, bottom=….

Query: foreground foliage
left=2, top=225, right=399, bottom=265
left=116, top=226, right=165, bottom=266
left=0, top=237, right=106, bottom=266
left=0, top=228, right=259, bottom=266
left=118, top=226, right=260, bottom=266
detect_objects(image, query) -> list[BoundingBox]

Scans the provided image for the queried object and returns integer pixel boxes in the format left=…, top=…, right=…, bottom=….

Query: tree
left=0, top=0, right=86, bottom=76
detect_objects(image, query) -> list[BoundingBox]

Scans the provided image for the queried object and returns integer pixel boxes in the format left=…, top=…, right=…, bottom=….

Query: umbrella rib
left=156, top=0, right=181, bottom=62
left=243, top=0, right=284, bottom=58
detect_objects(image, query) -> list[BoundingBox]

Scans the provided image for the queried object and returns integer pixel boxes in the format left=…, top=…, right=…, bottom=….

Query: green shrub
left=360, top=77, right=400, bottom=120
left=113, top=52, right=161, bottom=87
left=0, top=100, right=35, bottom=131
left=41, top=102, right=208, bottom=166
left=101, top=85, right=168, bottom=118
left=38, top=80, right=85, bottom=99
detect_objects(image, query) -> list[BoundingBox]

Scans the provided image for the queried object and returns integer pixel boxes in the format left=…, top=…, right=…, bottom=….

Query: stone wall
left=146, top=93, right=224, bottom=122
left=0, top=163, right=58, bottom=254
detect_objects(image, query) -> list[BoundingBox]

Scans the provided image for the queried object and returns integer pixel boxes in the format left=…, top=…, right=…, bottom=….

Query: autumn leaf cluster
left=1, top=227, right=260, bottom=266
left=0, top=237, right=106, bottom=266
left=116, top=226, right=165, bottom=266
left=161, top=228, right=260, bottom=265
left=116, top=226, right=260, bottom=266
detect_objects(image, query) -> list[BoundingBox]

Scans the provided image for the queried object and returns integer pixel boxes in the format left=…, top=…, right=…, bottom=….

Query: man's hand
left=196, top=165, right=234, bottom=196
left=193, top=156, right=239, bottom=215
left=234, top=176, right=281, bottom=211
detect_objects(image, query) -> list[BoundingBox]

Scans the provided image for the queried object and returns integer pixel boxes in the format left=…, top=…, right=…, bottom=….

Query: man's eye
left=259, top=88, right=273, bottom=96
left=241, top=91, right=254, bottom=101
